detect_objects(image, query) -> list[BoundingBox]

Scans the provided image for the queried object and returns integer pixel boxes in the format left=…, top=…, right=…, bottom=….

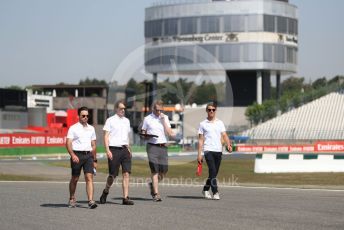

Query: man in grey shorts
left=141, top=100, right=174, bottom=202
left=99, top=100, right=134, bottom=205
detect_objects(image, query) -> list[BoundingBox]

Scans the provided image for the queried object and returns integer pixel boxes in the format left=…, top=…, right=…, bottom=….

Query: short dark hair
left=206, top=102, right=217, bottom=110
left=78, top=106, right=88, bottom=115
left=115, top=99, right=126, bottom=109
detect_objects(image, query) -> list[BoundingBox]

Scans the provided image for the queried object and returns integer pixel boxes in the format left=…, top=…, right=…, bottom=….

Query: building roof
left=30, top=84, right=108, bottom=89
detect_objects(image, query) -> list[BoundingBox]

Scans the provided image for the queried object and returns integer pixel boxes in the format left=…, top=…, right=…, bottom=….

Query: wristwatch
left=94, top=159, right=98, bottom=163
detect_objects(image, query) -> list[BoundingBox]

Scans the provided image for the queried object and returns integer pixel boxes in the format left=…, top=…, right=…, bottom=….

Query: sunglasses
left=81, top=115, right=89, bottom=118
left=207, top=109, right=216, bottom=112
left=154, top=109, right=163, bottom=112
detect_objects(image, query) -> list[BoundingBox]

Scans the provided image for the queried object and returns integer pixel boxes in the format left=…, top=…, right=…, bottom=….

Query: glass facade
left=263, top=15, right=275, bottom=32
left=145, top=14, right=298, bottom=38
left=247, top=15, right=263, bottom=32
left=145, top=20, right=163, bottom=37
left=164, top=18, right=178, bottom=36
left=197, top=45, right=217, bottom=63
left=219, top=44, right=241, bottom=62
left=263, top=44, right=273, bottom=62
left=244, top=43, right=263, bottom=62
left=277, top=16, right=287, bottom=34
left=145, top=43, right=297, bottom=65
left=274, top=44, right=285, bottom=63
left=180, top=17, right=198, bottom=35
left=177, top=46, right=194, bottom=64
left=200, top=16, right=220, bottom=33
left=224, top=15, right=245, bottom=32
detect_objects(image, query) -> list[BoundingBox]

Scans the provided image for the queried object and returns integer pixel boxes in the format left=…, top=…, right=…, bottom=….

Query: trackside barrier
left=254, top=153, right=344, bottom=173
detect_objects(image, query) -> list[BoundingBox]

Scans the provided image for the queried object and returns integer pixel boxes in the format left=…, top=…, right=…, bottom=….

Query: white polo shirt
left=198, top=118, right=226, bottom=152
left=66, top=122, right=96, bottom=151
left=103, top=114, right=130, bottom=146
left=142, top=113, right=171, bottom=144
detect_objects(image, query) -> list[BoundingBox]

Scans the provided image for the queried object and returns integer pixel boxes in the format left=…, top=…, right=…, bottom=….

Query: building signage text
left=0, top=134, right=66, bottom=147
left=236, top=141, right=344, bottom=153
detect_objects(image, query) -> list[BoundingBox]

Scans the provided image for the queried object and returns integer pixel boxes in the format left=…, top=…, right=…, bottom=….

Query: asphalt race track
left=0, top=182, right=343, bottom=230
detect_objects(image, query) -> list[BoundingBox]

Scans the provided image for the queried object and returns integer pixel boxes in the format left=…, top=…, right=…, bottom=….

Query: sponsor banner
left=315, top=141, right=344, bottom=152
left=236, top=144, right=318, bottom=153
left=0, top=134, right=66, bottom=147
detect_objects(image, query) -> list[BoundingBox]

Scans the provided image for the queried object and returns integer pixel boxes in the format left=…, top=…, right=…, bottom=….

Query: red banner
left=0, top=134, right=66, bottom=147
left=236, top=141, right=344, bottom=153
left=314, top=141, right=344, bottom=152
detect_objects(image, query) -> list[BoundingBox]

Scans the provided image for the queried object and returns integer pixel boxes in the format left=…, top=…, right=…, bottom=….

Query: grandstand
left=242, top=91, right=344, bottom=143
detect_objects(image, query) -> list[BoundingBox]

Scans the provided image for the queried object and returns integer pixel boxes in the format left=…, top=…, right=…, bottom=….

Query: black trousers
left=203, top=151, right=222, bottom=194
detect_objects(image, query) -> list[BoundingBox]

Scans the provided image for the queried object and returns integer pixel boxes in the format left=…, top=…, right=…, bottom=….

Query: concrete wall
left=28, top=108, right=46, bottom=127
left=0, top=110, right=28, bottom=129
left=53, top=97, right=106, bottom=110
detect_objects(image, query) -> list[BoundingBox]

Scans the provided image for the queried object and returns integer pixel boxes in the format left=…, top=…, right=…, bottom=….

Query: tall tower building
left=144, top=0, right=298, bottom=106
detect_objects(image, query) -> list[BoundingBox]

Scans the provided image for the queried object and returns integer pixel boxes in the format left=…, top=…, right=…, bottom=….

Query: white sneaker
left=202, top=190, right=212, bottom=199
left=213, top=192, right=220, bottom=200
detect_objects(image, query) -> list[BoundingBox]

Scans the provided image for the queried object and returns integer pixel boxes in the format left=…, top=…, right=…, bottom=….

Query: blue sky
left=0, top=0, right=343, bottom=88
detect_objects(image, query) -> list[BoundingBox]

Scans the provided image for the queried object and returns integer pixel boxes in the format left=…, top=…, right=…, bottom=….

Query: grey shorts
left=108, top=146, right=132, bottom=177
left=70, top=151, right=94, bottom=176
left=147, top=143, right=168, bottom=174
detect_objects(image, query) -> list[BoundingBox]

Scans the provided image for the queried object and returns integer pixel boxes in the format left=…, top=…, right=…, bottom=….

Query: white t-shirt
left=103, top=114, right=130, bottom=146
left=198, top=118, right=226, bottom=152
left=142, top=113, right=171, bottom=144
left=66, top=122, right=96, bottom=151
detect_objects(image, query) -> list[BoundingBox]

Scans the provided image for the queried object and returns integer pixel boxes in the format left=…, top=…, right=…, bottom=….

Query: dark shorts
left=70, top=151, right=94, bottom=176
left=147, top=143, right=168, bottom=174
left=108, top=146, right=132, bottom=177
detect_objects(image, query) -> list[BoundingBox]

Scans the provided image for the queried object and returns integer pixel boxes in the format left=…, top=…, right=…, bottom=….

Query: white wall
left=255, top=153, right=344, bottom=173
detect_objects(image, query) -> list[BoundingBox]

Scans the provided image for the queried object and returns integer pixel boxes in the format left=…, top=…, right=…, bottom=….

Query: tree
left=245, top=103, right=263, bottom=125
left=312, top=77, right=327, bottom=89
left=261, top=100, right=277, bottom=121
left=281, top=76, right=304, bottom=94
left=328, top=75, right=344, bottom=85
left=126, top=78, right=145, bottom=102
left=278, top=94, right=291, bottom=113
left=159, top=78, right=195, bottom=105
left=79, top=77, right=107, bottom=86
left=5, top=85, right=22, bottom=90
left=194, top=81, right=217, bottom=105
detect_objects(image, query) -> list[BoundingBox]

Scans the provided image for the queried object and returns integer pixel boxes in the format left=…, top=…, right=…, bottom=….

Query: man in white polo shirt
left=141, top=100, right=174, bottom=202
left=197, top=102, right=232, bottom=200
left=99, top=100, right=134, bottom=205
left=66, top=106, right=97, bottom=209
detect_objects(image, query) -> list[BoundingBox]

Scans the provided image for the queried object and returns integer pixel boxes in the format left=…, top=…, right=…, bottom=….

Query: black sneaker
left=99, top=189, right=109, bottom=204
left=152, top=193, right=162, bottom=202
left=88, top=201, right=98, bottom=209
left=122, top=197, right=134, bottom=205
left=148, top=182, right=154, bottom=197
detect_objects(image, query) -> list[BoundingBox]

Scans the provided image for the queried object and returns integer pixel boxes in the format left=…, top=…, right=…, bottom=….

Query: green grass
left=0, top=174, right=47, bottom=181
left=47, top=157, right=344, bottom=187
left=0, top=147, right=66, bottom=156
left=0, top=145, right=181, bottom=156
